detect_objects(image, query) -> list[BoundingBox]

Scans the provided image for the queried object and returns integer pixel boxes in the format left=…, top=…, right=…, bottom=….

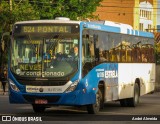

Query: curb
left=0, top=90, right=8, bottom=95
left=0, top=92, right=8, bottom=95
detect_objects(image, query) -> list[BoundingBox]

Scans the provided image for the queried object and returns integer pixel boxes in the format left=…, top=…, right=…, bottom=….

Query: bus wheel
left=127, top=83, right=140, bottom=107
left=32, top=104, right=46, bottom=113
left=87, top=89, right=102, bottom=114
left=120, top=99, right=128, bottom=107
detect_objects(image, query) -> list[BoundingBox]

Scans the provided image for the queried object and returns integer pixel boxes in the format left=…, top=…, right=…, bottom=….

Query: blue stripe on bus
left=82, top=22, right=121, bottom=33
left=81, top=22, right=154, bottom=38
left=135, top=30, right=138, bottom=35
left=127, top=29, right=130, bottom=34
left=139, top=31, right=154, bottom=38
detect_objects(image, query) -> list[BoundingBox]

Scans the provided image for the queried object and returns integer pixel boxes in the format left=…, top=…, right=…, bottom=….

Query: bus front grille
left=17, top=80, right=67, bottom=86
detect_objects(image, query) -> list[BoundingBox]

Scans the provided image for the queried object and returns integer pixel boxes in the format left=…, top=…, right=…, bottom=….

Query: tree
left=12, top=1, right=40, bottom=21
left=30, top=0, right=102, bottom=20
left=0, top=0, right=40, bottom=68
left=0, top=0, right=40, bottom=32
left=29, top=0, right=57, bottom=19
left=0, top=1, right=10, bottom=32
left=0, top=0, right=102, bottom=32
left=0, top=0, right=102, bottom=67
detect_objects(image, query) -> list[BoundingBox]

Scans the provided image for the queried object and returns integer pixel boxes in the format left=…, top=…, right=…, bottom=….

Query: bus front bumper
left=9, top=89, right=96, bottom=106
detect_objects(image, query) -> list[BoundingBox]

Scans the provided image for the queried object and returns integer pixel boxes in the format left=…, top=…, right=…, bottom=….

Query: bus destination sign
left=21, top=26, right=71, bottom=33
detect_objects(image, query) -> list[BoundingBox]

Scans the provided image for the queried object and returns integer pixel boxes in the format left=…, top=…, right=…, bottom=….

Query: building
left=158, top=25, right=160, bottom=32
left=94, top=0, right=157, bottom=32
left=157, top=0, right=160, bottom=26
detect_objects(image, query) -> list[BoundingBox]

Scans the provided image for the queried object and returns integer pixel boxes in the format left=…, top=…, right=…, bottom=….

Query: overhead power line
left=102, top=1, right=160, bottom=4
left=100, top=5, right=160, bottom=9
left=96, top=11, right=160, bottom=15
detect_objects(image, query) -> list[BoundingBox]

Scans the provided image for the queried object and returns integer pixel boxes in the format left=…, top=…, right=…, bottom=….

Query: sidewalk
left=0, top=89, right=8, bottom=95
left=0, top=81, right=9, bottom=95
left=0, top=87, right=8, bottom=95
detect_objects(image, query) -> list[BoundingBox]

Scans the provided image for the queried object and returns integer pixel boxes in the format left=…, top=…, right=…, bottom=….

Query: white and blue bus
left=8, top=17, right=155, bottom=114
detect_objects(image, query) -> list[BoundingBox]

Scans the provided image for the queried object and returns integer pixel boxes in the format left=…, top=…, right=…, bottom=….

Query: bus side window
left=82, top=32, right=96, bottom=77
left=126, top=48, right=132, bottom=62
left=109, top=48, right=116, bottom=62
left=104, top=50, right=110, bottom=62
left=141, top=45, right=148, bottom=63
left=122, top=51, right=126, bottom=62
left=132, top=45, right=141, bottom=63
left=89, top=41, right=95, bottom=59
left=99, top=48, right=108, bottom=63
left=146, top=44, right=154, bottom=63
left=137, top=49, right=141, bottom=62
left=150, top=47, right=154, bottom=62
left=115, top=48, right=120, bottom=62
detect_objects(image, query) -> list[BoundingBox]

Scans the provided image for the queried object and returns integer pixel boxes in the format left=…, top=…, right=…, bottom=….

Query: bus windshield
left=11, top=24, right=79, bottom=78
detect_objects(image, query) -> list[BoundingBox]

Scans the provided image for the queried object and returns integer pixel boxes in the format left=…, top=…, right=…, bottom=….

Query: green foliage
left=0, top=1, right=10, bottom=32
left=29, top=0, right=56, bottom=19
left=0, top=0, right=102, bottom=32
left=0, top=0, right=40, bottom=32
left=51, top=0, right=102, bottom=20
left=30, top=0, right=102, bottom=20
left=12, top=1, right=40, bottom=21
left=0, top=0, right=102, bottom=67
left=155, top=42, right=160, bottom=64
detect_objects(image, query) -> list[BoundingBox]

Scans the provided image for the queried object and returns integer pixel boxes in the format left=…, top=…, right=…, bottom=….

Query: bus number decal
left=96, top=64, right=118, bottom=79
left=105, top=70, right=118, bottom=78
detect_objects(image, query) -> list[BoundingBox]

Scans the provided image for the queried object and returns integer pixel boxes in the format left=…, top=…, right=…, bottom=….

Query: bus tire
left=120, top=99, right=128, bottom=107
left=127, top=83, right=140, bottom=107
left=32, top=104, right=46, bottom=113
left=87, top=89, right=102, bottom=114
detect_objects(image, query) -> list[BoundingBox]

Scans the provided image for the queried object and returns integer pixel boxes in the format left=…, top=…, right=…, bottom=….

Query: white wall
left=139, top=1, right=153, bottom=31
left=157, top=1, right=160, bottom=25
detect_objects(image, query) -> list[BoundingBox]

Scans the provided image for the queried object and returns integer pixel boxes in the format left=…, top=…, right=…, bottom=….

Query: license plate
left=35, top=99, right=48, bottom=104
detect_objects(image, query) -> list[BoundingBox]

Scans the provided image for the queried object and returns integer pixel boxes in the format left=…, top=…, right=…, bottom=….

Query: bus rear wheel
left=120, top=99, right=128, bottom=107
left=127, top=83, right=140, bottom=107
left=87, top=89, right=103, bottom=114
left=120, top=83, right=140, bottom=107
left=32, top=104, right=46, bottom=113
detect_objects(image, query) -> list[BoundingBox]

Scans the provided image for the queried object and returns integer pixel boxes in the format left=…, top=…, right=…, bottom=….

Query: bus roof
left=83, top=21, right=154, bottom=38
left=15, top=20, right=81, bottom=25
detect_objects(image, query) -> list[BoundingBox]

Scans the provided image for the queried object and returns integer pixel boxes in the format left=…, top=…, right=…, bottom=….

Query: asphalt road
left=0, top=92, right=160, bottom=122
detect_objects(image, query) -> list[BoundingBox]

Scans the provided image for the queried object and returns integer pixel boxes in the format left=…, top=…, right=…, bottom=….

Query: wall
left=157, top=25, right=160, bottom=32
left=94, top=0, right=157, bottom=31
left=94, top=0, right=134, bottom=27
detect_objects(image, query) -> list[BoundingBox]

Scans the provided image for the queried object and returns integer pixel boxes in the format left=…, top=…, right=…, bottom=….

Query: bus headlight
left=65, top=80, right=79, bottom=93
left=8, top=79, right=20, bottom=92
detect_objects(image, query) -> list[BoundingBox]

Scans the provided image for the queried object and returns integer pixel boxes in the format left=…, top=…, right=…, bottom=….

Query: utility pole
left=9, top=0, right=12, bottom=12
left=9, top=0, right=12, bottom=31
